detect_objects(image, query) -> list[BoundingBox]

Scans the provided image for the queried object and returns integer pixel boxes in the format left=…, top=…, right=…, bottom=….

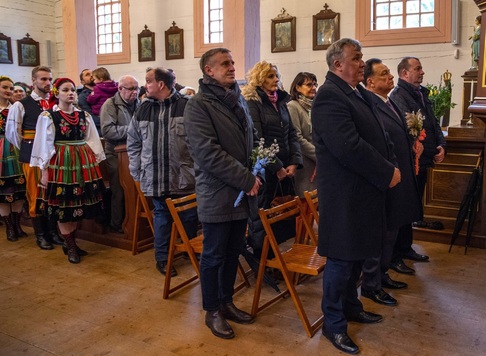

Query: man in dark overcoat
left=361, top=58, right=423, bottom=307
left=311, top=38, right=401, bottom=354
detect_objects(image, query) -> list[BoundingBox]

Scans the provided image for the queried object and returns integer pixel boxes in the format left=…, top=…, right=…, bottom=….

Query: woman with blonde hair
left=242, top=61, right=302, bottom=256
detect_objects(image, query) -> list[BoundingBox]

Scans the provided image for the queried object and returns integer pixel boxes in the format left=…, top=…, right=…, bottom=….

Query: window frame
left=96, top=0, right=131, bottom=65
left=355, top=0, right=452, bottom=47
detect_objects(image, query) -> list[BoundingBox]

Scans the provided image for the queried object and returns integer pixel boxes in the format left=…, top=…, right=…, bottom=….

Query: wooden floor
left=1, top=226, right=486, bottom=356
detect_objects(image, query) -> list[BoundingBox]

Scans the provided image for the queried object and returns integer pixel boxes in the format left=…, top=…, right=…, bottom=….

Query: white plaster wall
left=0, top=0, right=60, bottom=83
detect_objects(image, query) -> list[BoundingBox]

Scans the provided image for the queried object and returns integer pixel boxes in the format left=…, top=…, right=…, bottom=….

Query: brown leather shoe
left=220, top=302, right=255, bottom=324
left=205, top=310, right=235, bottom=339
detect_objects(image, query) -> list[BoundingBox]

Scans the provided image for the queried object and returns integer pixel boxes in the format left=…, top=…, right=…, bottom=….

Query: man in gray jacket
left=184, top=48, right=260, bottom=340
left=100, top=75, right=140, bottom=233
left=127, top=67, right=197, bottom=277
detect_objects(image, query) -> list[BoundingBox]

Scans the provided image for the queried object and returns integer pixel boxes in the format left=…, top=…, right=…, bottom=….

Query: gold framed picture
left=165, top=22, right=184, bottom=60
left=271, top=8, right=296, bottom=53
left=313, top=4, right=340, bottom=50
left=17, top=33, right=39, bottom=67
left=138, top=25, right=155, bottom=62
left=0, top=33, right=13, bottom=64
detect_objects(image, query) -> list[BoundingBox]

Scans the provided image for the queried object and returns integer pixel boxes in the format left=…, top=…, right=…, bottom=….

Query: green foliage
left=425, top=81, right=456, bottom=121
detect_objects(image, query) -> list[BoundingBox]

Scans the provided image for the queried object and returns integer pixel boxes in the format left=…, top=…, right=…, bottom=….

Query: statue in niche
left=469, top=15, right=481, bottom=69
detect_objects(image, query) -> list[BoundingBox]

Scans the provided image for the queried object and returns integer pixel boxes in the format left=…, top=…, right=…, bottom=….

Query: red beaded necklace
left=59, top=110, right=79, bottom=125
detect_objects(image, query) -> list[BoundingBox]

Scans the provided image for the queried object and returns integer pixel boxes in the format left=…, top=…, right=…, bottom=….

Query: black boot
left=3, top=215, right=18, bottom=241
left=46, top=219, right=64, bottom=245
left=32, top=217, right=53, bottom=250
left=11, top=212, right=28, bottom=238
left=63, top=231, right=80, bottom=264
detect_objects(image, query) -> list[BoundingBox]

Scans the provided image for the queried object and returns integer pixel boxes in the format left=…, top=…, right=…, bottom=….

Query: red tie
left=39, top=99, right=49, bottom=110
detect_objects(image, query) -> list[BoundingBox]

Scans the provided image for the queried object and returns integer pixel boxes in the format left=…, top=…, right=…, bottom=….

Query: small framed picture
left=165, top=22, right=184, bottom=60
left=313, top=4, right=340, bottom=50
left=17, top=33, right=39, bottom=67
left=271, top=9, right=296, bottom=53
left=0, top=33, right=13, bottom=64
left=138, top=25, right=155, bottom=62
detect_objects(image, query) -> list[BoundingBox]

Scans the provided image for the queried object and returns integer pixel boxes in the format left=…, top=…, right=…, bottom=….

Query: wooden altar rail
left=75, top=144, right=154, bottom=252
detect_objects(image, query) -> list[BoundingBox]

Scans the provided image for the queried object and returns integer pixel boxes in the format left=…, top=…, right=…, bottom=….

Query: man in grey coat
left=184, top=48, right=260, bottom=340
left=100, top=75, right=140, bottom=233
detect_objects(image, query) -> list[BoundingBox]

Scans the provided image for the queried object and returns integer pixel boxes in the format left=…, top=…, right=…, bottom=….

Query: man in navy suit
left=312, top=39, right=401, bottom=354
left=361, top=58, right=423, bottom=307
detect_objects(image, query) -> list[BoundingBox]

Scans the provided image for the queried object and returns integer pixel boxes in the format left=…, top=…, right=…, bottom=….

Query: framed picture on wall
left=138, top=25, right=155, bottom=62
left=271, top=8, right=296, bottom=53
left=0, top=33, right=13, bottom=64
left=17, top=33, right=39, bottom=67
left=313, top=4, right=340, bottom=50
left=165, top=22, right=184, bottom=60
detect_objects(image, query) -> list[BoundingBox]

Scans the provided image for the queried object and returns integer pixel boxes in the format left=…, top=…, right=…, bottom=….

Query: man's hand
left=247, top=176, right=262, bottom=196
left=276, top=167, right=287, bottom=181
left=389, top=167, right=401, bottom=188
left=434, top=146, right=445, bottom=163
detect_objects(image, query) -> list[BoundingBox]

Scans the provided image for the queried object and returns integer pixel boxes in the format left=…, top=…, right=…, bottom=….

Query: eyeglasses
left=303, top=82, right=318, bottom=88
left=121, top=86, right=140, bottom=92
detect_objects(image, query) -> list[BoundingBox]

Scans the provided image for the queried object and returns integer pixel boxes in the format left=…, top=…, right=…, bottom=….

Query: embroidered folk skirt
left=0, top=135, right=26, bottom=204
left=36, top=141, right=105, bottom=222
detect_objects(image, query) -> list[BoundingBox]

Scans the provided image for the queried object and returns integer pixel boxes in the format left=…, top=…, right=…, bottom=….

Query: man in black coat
left=389, top=57, right=446, bottom=268
left=312, top=39, right=401, bottom=354
left=361, top=58, right=423, bottom=307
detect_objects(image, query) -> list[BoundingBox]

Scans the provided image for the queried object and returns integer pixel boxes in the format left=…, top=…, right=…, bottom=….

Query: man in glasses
left=100, top=75, right=141, bottom=234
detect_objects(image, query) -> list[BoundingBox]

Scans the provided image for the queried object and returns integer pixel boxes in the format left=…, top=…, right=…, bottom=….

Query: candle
left=471, top=80, right=474, bottom=102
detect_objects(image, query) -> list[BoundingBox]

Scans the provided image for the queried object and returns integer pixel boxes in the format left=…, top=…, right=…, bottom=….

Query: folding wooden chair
left=132, top=182, right=155, bottom=255
left=251, top=197, right=326, bottom=337
left=163, top=193, right=250, bottom=299
left=304, top=189, right=319, bottom=227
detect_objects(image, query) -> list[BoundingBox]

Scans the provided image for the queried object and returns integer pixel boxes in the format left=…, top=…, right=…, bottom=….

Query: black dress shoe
left=362, top=288, right=397, bottom=306
left=205, top=310, right=235, bottom=339
left=346, top=310, right=383, bottom=324
left=36, top=235, right=54, bottom=250
left=220, top=302, right=255, bottom=324
left=390, top=259, right=415, bottom=275
left=382, top=274, right=408, bottom=289
left=156, top=261, right=177, bottom=277
left=403, top=250, right=429, bottom=262
left=322, top=330, right=359, bottom=354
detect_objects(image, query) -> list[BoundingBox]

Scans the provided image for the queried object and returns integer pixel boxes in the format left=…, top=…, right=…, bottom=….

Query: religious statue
left=469, top=15, right=481, bottom=69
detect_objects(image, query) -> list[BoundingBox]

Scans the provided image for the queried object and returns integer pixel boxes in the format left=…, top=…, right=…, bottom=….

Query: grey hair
left=326, top=38, right=362, bottom=71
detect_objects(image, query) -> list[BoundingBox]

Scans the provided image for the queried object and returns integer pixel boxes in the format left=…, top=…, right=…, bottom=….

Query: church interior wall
left=0, top=0, right=480, bottom=127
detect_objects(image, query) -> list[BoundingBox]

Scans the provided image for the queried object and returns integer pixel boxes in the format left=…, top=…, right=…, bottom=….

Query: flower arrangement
left=425, top=80, right=456, bottom=121
left=405, top=110, right=426, bottom=175
left=234, top=138, right=279, bottom=207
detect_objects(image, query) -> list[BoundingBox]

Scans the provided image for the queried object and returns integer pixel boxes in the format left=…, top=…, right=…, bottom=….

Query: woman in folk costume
left=0, top=75, right=27, bottom=241
left=30, top=78, right=106, bottom=264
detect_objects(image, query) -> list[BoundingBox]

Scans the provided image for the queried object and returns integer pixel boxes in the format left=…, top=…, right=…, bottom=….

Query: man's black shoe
left=382, top=274, right=408, bottom=289
left=205, top=310, right=235, bottom=339
left=346, top=310, right=383, bottom=324
left=220, top=302, right=255, bottom=324
left=390, top=259, right=415, bottom=275
left=403, top=250, right=429, bottom=262
left=156, top=261, right=177, bottom=277
left=36, top=235, right=54, bottom=250
left=362, top=288, right=397, bottom=306
left=322, top=330, right=359, bottom=354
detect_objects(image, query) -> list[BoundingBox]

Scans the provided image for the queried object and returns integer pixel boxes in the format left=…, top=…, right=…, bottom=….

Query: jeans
left=322, top=258, right=364, bottom=334
left=151, top=196, right=198, bottom=263
left=200, top=219, right=247, bottom=311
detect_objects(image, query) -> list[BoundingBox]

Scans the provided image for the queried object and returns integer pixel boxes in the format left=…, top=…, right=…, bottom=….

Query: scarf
left=202, top=75, right=247, bottom=130
left=266, top=91, right=278, bottom=111
left=297, top=94, right=313, bottom=112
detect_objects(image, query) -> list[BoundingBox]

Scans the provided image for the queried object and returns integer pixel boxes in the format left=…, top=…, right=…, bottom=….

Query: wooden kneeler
left=251, top=197, right=326, bottom=337
left=163, top=193, right=250, bottom=299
